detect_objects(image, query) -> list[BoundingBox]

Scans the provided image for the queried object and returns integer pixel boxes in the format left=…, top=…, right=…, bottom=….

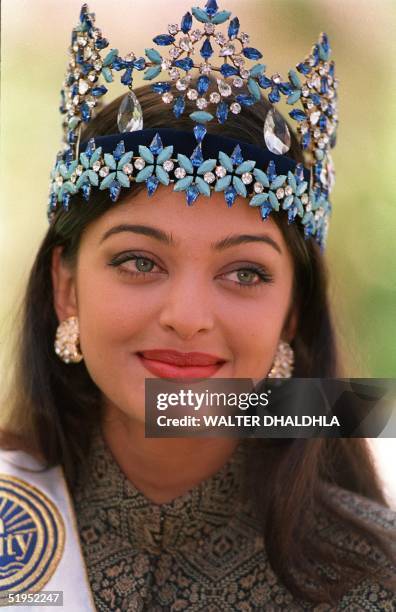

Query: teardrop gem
left=263, top=108, right=291, bottom=155
left=117, top=91, right=143, bottom=133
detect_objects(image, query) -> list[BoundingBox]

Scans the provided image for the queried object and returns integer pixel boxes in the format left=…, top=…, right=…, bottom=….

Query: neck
left=101, top=401, right=240, bottom=505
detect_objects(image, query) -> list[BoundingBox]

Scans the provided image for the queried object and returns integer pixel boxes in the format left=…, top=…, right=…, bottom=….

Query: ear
left=51, top=246, right=78, bottom=324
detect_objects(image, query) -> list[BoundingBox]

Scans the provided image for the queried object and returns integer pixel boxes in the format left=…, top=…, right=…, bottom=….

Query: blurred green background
left=1, top=0, right=395, bottom=378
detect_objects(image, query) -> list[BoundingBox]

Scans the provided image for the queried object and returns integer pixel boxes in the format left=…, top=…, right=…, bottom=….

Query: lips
left=137, top=349, right=225, bottom=366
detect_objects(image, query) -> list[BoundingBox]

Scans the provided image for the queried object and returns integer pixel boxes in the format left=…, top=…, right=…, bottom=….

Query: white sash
left=0, top=448, right=96, bottom=611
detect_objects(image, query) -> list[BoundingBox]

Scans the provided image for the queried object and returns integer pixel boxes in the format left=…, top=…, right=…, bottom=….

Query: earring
left=267, top=339, right=294, bottom=378
left=54, top=315, right=83, bottom=364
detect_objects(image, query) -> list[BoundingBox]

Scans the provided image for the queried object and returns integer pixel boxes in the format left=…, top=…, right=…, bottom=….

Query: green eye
left=237, top=270, right=257, bottom=284
left=135, top=257, right=154, bottom=272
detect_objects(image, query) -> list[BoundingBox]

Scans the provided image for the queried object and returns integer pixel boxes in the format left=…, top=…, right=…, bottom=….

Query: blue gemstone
left=81, top=183, right=91, bottom=201
left=314, top=163, right=322, bottom=181
left=181, top=11, right=192, bottom=33
left=304, top=223, right=315, bottom=238
left=173, top=95, right=185, bottom=118
left=220, top=63, right=238, bottom=78
left=50, top=193, right=57, bottom=209
left=279, top=82, right=292, bottom=95
left=186, top=185, right=200, bottom=205
left=146, top=175, right=160, bottom=196
left=320, top=77, right=328, bottom=94
left=62, top=192, right=71, bottom=211
left=109, top=180, right=121, bottom=202
left=121, top=68, right=133, bottom=86
left=153, top=34, right=175, bottom=46
left=231, top=144, right=243, bottom=166
left=80, top=63, right=93, bottom=76
left=310, top=93, right=321, bottom=106
left=302, top=132, right=311, bottom=149
left=76, top=50, right=84, bottom=65
left=67, top=132, right=76, bottom=144
left=268, top=86, right=280, bottom=103
left=216, top=101, right=228, bottom=124
left=200, top=38, right=213, bottom=59
left=190, top=145, right=204, bottom=167
left=71, top=84, right=78, bottom=97
left=113, top=57, right=126, bottom=71
left=319, top=114, right=327, bottom=131
left=96, top=38, right=109, bottom=50
left=149, top=133, right=164, bottom=155
left=261, top=204, right=272, bottom=220
left=173, top=57, right=194, bottom=71
left=289, top=109, right=306, bottom=122
left=92, top=85, right=107, bottom=97
left=329, top=61, right=335, bottom=78
left=236, top=94, right=255, bottom=106
left=267, top=160, right=276, bottom=182
left=133, top=58, right=146, bottom=71
left=228, top=17, right=240, bottom=38
left=312, top=45, right=319, bottom=66
left=151, top=82, right=171, bottom=94
left=193, top=124, right=207, bottom=143
left=296, top=62, right=311, bottom=75
left=330, top=132, right=337, bottom=148
left=81, top=103, right=91, bottom=122
left=287, top=206, right=298, bottom=223
left=321, top=33, right=329, bottom=53
left=242, top=47, right=263, bottom=60
left=295, top=163, right=304, bottom=182
left=197, top=75, right=210, bottom=95
left=204, top=0, right=218, bottom=16
left=258, top=75, right=272, bottom=89
left=64, top=148, right=74, bottom=165
left=113, top=141, right=126, bottom=161
left=225, top=186, right=237, bottom=207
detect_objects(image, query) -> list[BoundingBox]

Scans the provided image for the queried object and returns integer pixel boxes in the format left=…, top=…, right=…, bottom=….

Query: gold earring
left=267, top=340, right=294, bottom=378
left=54, top=315, right=83, bottom=364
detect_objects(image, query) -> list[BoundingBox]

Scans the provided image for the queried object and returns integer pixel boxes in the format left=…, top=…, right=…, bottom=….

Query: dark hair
left=1, top=82, right=395, bottom=606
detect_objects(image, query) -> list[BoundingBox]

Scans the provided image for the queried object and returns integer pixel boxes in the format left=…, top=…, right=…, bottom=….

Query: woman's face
left=52, top=186, right=297, bottom=423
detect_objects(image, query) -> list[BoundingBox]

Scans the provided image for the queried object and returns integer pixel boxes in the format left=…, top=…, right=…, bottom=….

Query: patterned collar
left=71, top=424, right=250, bottom=554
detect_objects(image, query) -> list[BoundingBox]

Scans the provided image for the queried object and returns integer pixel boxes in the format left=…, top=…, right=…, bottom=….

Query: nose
left=158, top=274, right=215, bottom=340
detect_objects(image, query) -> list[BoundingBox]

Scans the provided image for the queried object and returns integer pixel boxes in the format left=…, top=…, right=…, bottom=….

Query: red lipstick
left=137, top=349, right=226, bottom=379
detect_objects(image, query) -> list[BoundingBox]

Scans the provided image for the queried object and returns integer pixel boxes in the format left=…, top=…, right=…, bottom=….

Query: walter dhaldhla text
left=156, top=414, right=340, bottom=427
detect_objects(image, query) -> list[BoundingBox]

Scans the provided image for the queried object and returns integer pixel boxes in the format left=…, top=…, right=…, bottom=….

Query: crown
left=48, top=1, right=339, bottom=250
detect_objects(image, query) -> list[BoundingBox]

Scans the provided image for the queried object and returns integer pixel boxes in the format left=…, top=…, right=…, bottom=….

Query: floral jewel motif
left=49, top=133, right=328, bottom=244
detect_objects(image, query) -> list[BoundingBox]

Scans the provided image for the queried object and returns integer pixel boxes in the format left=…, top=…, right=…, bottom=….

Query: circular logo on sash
left=0, top=474, right=65, bottom=597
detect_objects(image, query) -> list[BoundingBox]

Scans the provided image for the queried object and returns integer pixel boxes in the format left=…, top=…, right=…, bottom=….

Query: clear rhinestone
left=70, top=172, right=77, bottom=183
left=240, top=69, right=250, bottom=80
left=276, top=188, right=285, bottom=199
left=300, top=123, right=309, bottom=134
left=217, top=79, right=232, bottom=97
left=307, top=101, right=314, bottom=110
left=199, top=63, right=212, bottom=75
left=301, top=193, right=309, bottom=204
left=161, top=59, right=172, bottom=70
left=285, top=186, right=293, bottom=196
left=134, top=158, right=146, bottom=170
left=77, top=36, right=87, bottom=47
left=230, top=102, right=241, bottom=114
left=271, top=73, right=281, bottom=84
left=88, top=72, right=97, bottom=83
left=85, top=97, right=96, bottom=108
left=301, top=86, right=310, bottom=97
left=120, top=163, right=132, bottom=175
left=117, top=91, right=143, bottom=132
left=264, top=108, right=291, bottom=155
left=175, top=167, right=186, bottom=179
left=233, top=55, right=245, bottom=67
left=163, top=160, right=174, bottom=172
left=215, top=165, right=227, bottom=178
left=92, top=161, right=101, bottom=172
left=318, top=139, right=325, bottom=149
left=176, top=77, right=190, bottom=91
left=240, top=33, right=250, bottom=43
left=204, top=23, right=215, bottom=34
left=241, top=172, right=253, bottom=185
left=191, top=29, right=203, bottom=41
left=319, top=67, right=326, bottom=76
left=99, top=166, right=110, bottom=177
left=232, top=77, right=243, bottom=88
left=219, top=43, right=235, bottom=57
left=187, top=88, right=198, bottom=100
left=93, top=60, right=103, bottom=71
left=180, top=36, right=193, bottom=51
left=314, top=128, right=321, bottom=139
left=55, top=176, right=63, bottom=186
left=169, top=47, right=181, bottom=59
left=214, top=32, right=226, bottom=45
left=204, top=171, right=216, bottom=184
left=72, top=95, right=80, bottom=106
left=209, top=92, right=221, bottom=103
left=168, top=23, right=179, bottom=35
left=169, top=68, right=180, bottom=80
left=162, top=92, right=174, bottom=103
left=78, top=79, right=89, bottom=94
left=310, top=111, right=320, bottom=125
left=305, top=201, right=312, bottom=211
left=254, top=182, right=264, bottom=193
left=76, top=165, right=84, bottom=176
left=309, top=56, right=316, bottom=66
left=197, top=97, right=208, bottom=109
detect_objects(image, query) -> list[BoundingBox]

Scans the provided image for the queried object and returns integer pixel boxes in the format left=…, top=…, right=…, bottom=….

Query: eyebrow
left=99, top=224, right=282, bottom=255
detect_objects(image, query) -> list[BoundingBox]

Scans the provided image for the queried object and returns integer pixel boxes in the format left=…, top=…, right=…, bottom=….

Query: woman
left=1, top=2, right=395, bottom=610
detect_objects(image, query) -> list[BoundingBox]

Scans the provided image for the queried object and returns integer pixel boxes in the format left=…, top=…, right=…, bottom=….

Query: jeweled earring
left=267, top=339, right=294, bottom=378
left=54, top=315, right=83, bottom=364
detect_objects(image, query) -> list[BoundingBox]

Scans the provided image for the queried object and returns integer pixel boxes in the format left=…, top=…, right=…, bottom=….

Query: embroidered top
left=70, top=425, right=396, bottom=611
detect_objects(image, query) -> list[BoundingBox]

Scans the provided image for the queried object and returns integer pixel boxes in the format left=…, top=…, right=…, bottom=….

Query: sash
left=0, top=447, right=96, bottom=610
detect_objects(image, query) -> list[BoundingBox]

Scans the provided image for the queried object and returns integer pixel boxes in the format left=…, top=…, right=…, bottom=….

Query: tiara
left=48, top=1, right=339, bottom=250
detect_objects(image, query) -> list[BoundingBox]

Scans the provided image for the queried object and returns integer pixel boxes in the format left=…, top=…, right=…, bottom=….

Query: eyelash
left=108, top=253, right=274, bottom=289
